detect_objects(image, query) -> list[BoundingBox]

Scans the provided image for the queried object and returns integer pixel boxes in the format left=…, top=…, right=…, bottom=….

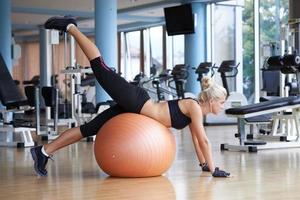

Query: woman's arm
left=190, top=126, right=208, bottom=165
left=188, top=102, right=230, bottom=177
left=189, top=123, right=215, bottom=172
left=188, top=103, right=215, bottom=172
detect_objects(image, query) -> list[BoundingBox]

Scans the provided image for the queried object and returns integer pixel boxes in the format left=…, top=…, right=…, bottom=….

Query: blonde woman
left=31, top=16, right=230, bottom=178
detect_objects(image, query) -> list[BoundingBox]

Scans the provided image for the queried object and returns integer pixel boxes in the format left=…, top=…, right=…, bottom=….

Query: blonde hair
left=198, top=76, right=227, bottom=103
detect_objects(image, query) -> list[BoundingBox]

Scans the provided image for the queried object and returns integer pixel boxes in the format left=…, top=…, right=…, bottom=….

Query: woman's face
left=210, top=95, right=226, bottom=115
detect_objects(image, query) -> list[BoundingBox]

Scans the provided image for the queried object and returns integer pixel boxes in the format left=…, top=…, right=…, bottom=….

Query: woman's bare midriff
left=140, top=100, right=172, bottom=127
left=140, top=99, right=193, bottom=128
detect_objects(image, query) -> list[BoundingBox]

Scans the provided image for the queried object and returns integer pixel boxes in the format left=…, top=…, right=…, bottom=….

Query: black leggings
left=80, top=57, right=150, bottom=137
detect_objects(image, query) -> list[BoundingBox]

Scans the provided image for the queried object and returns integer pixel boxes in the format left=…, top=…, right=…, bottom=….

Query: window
left=259, top=0, right=289, bottom=98
left=119, top=26, right=185, bottom=82
left=124, top=31, right=140, bottom=80
left=166, top=34, right=184, bottom=70
left=212, top=4, right=237, bottom=93
left=149, top=26, right=163, bottom=75
left=243, top=0, right=255, bottom=101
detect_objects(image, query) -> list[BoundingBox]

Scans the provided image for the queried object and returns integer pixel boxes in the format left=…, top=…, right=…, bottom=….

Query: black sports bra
left=168, top=98, right=199, bottom=129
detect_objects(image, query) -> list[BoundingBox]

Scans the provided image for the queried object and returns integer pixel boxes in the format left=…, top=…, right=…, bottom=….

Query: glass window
left=166, top=34, right=184, bottom=70
left=149, top=26, right=163, bottom=75
left=259, top=0, right=288, bottom=46
left=124, top=31, right=140, bottom=80
left=119, top=25, right=185, bottom=82
left=243, top=0, right=255, bottom=101
left=119, top=32, right=125, bottom=76
left=212, top=5, right=236, bottom=92
left=259, top=0, right=289, bottom=98
left=143, top=29, right=151, bottom=77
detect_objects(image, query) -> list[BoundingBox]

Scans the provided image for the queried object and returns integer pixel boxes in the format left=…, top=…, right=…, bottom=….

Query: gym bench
left=221, top=96, right=300, bottom=152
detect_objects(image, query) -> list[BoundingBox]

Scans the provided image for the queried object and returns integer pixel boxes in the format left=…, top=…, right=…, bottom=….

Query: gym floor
left=1, top=125, right=300, bottom=200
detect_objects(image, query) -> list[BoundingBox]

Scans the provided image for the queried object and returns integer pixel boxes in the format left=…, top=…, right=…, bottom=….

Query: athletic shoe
left=30, top=145, right=52, bottom=176
left=44, top=15, right=77, bottom=32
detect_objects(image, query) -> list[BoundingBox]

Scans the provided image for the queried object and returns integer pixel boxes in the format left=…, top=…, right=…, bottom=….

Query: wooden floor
left=1, top=125, right=300, bottom=200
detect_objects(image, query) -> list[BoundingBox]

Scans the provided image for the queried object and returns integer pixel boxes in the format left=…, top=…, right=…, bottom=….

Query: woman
left=31, top=16, right=230, bottom=178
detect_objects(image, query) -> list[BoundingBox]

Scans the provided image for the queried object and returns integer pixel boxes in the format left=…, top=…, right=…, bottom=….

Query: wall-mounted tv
left=164, top=4, right=195, bottom=36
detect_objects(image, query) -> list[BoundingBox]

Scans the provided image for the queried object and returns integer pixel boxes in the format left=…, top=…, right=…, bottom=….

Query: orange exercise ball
left=94, top=113, right=176, bottom=178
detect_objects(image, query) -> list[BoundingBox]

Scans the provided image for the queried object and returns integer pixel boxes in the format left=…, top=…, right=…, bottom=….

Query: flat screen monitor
left=164, top=4, right=195, bottom=36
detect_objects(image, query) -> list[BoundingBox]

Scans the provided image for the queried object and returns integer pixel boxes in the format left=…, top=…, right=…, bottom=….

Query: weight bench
left=221, top=96, right=300, bottom=152
left=0, top=53, right=36, bottom=147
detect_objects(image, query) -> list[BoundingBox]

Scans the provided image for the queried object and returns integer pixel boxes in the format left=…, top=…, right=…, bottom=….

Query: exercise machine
left=206, top=60, right=248, bottom=125
left=193, top=62, right=215, bottom=82
left=135, top=64, right=192, bottom=102
left=221, top=95, right=300, bottom=152
left=221, top=53, right=300, bottom=151
left=169, top=64, right=189, bottom=99
left=0, top=53, right=35, bottom=147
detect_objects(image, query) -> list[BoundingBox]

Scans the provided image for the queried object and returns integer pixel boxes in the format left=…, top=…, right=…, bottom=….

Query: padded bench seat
left=226, top=96, right=300, bottom=115
left=221, top=96, right=300, bottom=152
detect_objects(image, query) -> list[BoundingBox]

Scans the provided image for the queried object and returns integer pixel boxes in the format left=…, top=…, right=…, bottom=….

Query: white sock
left=66, top=23, right=76, bottom=31
left=41, top=146, right=50, bottom=157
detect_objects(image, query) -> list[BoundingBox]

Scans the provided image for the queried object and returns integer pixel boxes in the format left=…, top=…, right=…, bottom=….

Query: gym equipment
left=131, top=74, right=161, bottom=101
left=61, top=66, right=99, bottom=125
left=218, top=60, right=248, bottom=105
left=42, top=86, right=59, bottom=135
left=151, top=71, right=171, bottom=101
left=151, top=68, right=187, bottom=101
left=193, top=62, right=215, bottom=82
left=23, top=75, right=72, bottom=119
left=136, top=64, right=190, bottom=102
left=0, top=53, right=35, bottom=147
left=23, top=75, right=58, bottom=87
left=169, top=64, right=189, bottom=99
left=207, top=60, right=248, bottom=125
left=23, top=75, right=40, bottom=86
left=25, top=85, right=64, bottom=140
left=221, top=96, right=300, bottom=152
left=37, top=29, right=77, bottom=138
left=222, top=50, right=300, bottom=152
left=94, top=113, right=176, bottom=178
left=0, top=54, right=27, bottom=109
left=261, top=70, right=281, bottom=96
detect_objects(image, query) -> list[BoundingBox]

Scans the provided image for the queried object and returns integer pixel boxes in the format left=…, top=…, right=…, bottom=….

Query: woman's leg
left=67, top=25, right=150, bottom=113
left=45, top=17, right=150, bottom=113
left=67, top=25, right=101, bottom=61
left=43, top=127, right=83, bottom=155
left=88, top=57, right=150, bottom=113
left=31, top=128, right=83, bottom=177
left=31, top=105, right=125, bottom=176
left=44, top=104, right=125, bottom=155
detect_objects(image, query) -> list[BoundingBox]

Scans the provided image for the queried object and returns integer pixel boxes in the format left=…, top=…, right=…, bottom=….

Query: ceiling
left=11, top=0, right=230, bottom=41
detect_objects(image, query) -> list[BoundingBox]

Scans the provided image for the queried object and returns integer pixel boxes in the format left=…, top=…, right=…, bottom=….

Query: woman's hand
left=212, top=167, right=230, bottom=177
left=199, top=162, right=210, bottom=172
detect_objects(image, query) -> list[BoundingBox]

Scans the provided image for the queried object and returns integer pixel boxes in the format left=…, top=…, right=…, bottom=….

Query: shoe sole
left=45, top=18, right=76, bottom=32
left=30, top=148, right=47, bottom=177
